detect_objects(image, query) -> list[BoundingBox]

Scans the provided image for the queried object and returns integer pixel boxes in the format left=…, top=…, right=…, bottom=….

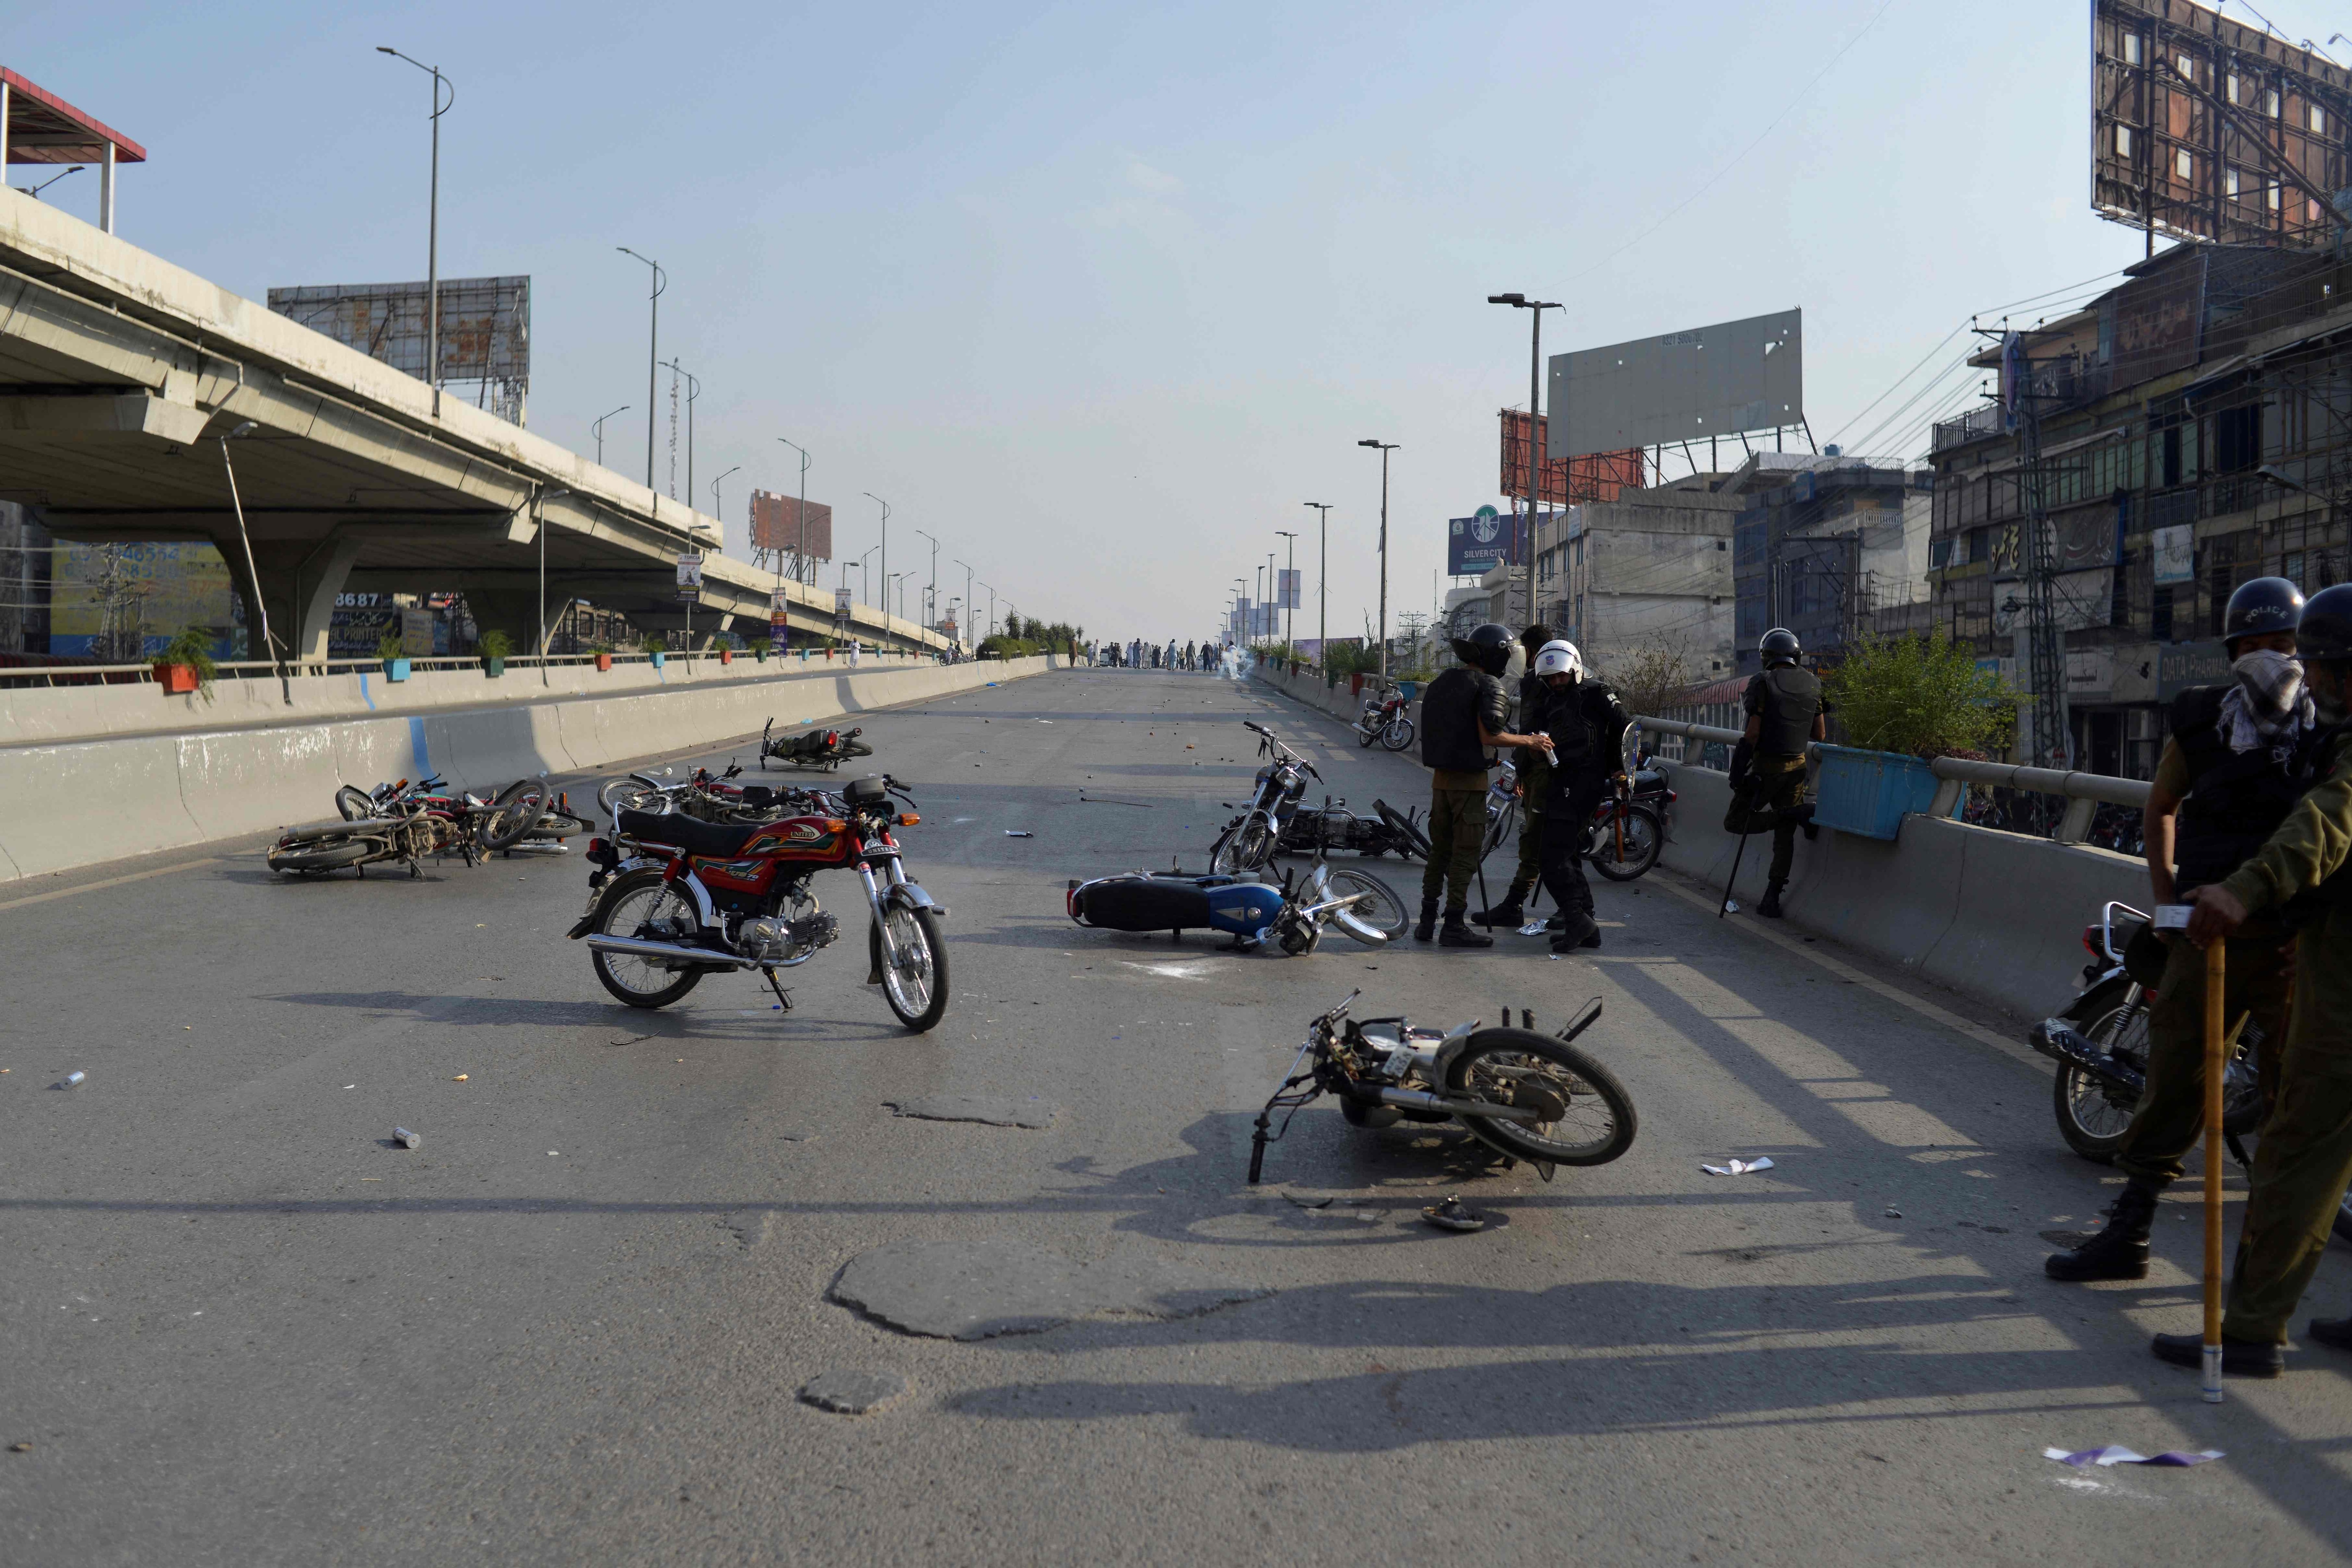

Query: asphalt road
left=3, top=666, right=2348, bottom=1565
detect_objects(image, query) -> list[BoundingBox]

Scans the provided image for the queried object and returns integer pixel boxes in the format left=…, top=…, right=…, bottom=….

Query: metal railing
left=1635, top=715, right=2149, bottom=846
left=0, top=645, right=942, bottom=691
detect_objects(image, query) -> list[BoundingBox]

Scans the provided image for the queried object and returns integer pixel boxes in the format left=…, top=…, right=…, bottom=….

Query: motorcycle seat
left=616, top=808, right=766, bottom=859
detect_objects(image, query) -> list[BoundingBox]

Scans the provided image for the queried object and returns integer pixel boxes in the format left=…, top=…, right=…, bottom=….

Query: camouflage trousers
left=1420, top=785, right=1490, bottom=915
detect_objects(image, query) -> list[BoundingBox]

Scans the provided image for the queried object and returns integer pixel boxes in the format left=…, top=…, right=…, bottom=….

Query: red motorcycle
left=568, top=773, right=949, bottom=1031
left=1352, top=686, right=1415, bottom=751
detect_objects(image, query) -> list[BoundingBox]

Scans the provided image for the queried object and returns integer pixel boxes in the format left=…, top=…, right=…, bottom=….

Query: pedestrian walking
left=1474, top=624, right=1557, bottom=930
left=1525, top=640, right=1631, bottom=952
left=2049, top=578, right=2312, bottom=1285
left=1732, top=628, right=1825, bottom=918
left=2153, top=582, right=2352, bottom=1378
left=1413, top=623, right=1553, bottom=948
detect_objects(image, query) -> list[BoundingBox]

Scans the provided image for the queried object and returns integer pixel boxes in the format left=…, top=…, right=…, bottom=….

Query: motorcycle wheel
left=1590, top=804, right=1664, bottom=882
left=870, top=907, right=949, bottom=1032
left=1445, top=1027, right=1637, bottom=1167
left=335, top=785, right=375, bottom=822
left=1379, top=716, right=1415, bottom=752
left=1482, top=798, right=1518, bottom=860
left=842, top=740, right=874, bottom=758
left=1372, top=800, right=1431, bottom=861
left=1356, top=721, right=1379, bottom=749
left=1210, top=817, right=1276, bottom=876
left=1324, top=866, right=1409, bottom=946
left=270, top=839, right=374, bottom=875
left=588, top=869, right=707, bottom=1009
left=2053, top=999, right=2148, bottom=1163
left=479, top=778, right=552, bottom=852
left=528, top=810, right=592, bottom=841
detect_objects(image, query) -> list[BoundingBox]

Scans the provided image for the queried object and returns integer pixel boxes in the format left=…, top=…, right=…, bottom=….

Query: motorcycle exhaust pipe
left=2029, top=1018, right=2146, bottom=1097
left=1374, top=1085, right=1540, bottom=1123
left=581, top=933, right=752, bottom=970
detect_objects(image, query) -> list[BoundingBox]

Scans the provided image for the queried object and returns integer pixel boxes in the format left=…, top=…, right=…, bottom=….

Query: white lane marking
left=0, top=857, right=225, bottom=913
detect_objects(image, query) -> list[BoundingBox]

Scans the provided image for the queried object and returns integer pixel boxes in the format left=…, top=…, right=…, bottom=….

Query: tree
left=1609, top=632, right=1697, bottom=717
left=1822, top=631, right=2015, bottom=759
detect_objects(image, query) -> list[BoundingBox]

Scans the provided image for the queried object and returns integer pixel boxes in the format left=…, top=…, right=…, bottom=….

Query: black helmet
left=2223, top=576, right=2304, bottom=652
left=1760, top=627, right=1802, bottom=665
left=2296, top=583, right=2352, bottom=662
left=1451, top=622, right=1514, bottom=674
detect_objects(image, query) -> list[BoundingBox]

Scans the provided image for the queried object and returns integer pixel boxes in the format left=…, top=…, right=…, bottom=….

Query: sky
left=10, top=0, right=2340, bottom=643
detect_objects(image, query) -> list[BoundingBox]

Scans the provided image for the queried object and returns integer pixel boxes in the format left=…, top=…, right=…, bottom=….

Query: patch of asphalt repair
left=797, top=1370, right=910, bottom=1415
left=884, top=1094, right=1059, bottom=1129
left=828, top=1238, right=1270, bottom=1340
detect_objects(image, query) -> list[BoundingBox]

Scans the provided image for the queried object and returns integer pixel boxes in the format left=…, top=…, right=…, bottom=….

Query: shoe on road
left=2044, top=1183, right=2156, bottom=1281
left=1422, top=1196, right=1485, bottom=1233
left=1438, top=917, right=1494, bottom=949
left=2150, top=1331, right=2283, bottom=1378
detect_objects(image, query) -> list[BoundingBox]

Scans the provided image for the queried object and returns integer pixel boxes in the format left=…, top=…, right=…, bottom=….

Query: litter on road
left=392, top=1127, right=421, bottom=1150
left=2044, top=1446, right=2224, bottom=1468
left=1005, top=831, right=1034, bottom=838
left=57, top=1070, right=85, bottom=1089
left=1702, top=1157, right=1775, bottom=1176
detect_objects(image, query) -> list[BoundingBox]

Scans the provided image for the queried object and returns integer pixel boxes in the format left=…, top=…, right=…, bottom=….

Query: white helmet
left=1532, top=639, right=1583, bottom=681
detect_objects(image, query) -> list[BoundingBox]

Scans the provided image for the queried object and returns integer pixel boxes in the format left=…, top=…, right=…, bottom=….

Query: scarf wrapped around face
left=2218, top=648, right=2315, bottom=754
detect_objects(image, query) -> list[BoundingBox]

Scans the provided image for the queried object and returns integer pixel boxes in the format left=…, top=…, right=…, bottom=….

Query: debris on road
left=452, top=1074, right=469, bottom=1082
left=1004, top=830, right=1034, bottom=838
left=798, top=1369, right=908, bottom=1415
left=829, top=1236, right=1266, bottom=1340
left=56, top=1070, right=85, bottom=1090
left=1702, top=1157, right=1775, bottom=1176
left=1422, top=1196, right=1485, bottom=1233
left=1517, top=922, right=1547, bottom=936
left=8, top=1442, right=29, bottom=1453
left=391, top=1127, right=421, bottom=1150
left=2044, top=1446, right=2224, bottom=1468
left=885, top=1095, right=1058, bottom=1129
left=1884, top=1207, right=1903, bottom=1219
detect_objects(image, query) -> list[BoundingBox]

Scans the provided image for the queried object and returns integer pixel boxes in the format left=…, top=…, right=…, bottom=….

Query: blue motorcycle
left=1066, top=851, right=1407, bottom=956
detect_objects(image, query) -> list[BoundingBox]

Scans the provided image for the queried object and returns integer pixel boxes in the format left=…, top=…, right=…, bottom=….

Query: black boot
left=2044, top=1181, right=2159, bottom=1281
left=1438, top=913, right=1493, bottom=949
left=1758, top=880, right=1787, bottom=919
left=2150, top=1332, right=2283, bottom=1377
left=1471, top=883, right=1529, bottom=928
left=1796, top=804, right=1820, bottom=842
left=1413, top=897, right=1438, bottom=943
left=2307, top=1313, right=2352, bottom=1351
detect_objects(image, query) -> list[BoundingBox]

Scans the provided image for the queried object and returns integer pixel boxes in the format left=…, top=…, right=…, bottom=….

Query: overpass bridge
left=0, top=190, right=946, bottom=656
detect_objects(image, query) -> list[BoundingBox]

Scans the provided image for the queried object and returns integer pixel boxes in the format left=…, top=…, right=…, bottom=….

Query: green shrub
left=641, top=633, right=667, bottom=655
left=477, top=628, right=516, bottom=660
left=1822, top=632, right=2014, bottom=760
left=377, top=630, right=407, bottom=660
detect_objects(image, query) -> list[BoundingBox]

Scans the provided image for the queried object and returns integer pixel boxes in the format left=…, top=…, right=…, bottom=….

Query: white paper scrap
left=1700, top=1156, right=1775, bottom=1176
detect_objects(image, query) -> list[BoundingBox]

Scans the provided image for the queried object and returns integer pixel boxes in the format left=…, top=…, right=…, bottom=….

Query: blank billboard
left=268, top=277, right=529, bottom=423
left=750, top=492, right=832, bottom=560
left=1547, top=309, right=1802, bottom=459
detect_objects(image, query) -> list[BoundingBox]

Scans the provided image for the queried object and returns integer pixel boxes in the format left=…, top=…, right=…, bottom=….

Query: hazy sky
left=12, top=0, right=2332, bottom=641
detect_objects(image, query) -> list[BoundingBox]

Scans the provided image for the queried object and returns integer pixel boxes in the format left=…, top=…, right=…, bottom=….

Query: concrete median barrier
left=0, top=657, right=1055, bottom=883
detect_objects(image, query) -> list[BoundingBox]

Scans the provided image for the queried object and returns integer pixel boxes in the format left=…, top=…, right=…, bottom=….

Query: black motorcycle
left=1276, top=793, right=1426, bottom=861
left=760, top=719, right=874, bottom=771
left=1209, top=721, right=1318, bottom=876
left=2030, top=900, right=2352, bottom=1243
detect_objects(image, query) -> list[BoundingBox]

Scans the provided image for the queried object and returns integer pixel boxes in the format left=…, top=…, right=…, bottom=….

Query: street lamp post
left=915, top=529, right=940, bottom=631
left=25, top=165, right=84, bottom=200
left=777, top=437, right=810, bottom=586
left=375, top=48, right=451, bottom=419
left=216, top=421, right=274, bottom=682
left=616, top=248, right=665, bottom=491
left=1488, top=293, right=1561, bottom=630
left=859, top=545, right=880, bottom=610
left=709, top=465, right=741, bottom=542
left=979, top=581, right=996, bottom=641
left=591, top=404, right=629, bottom=466
left=1303, top=503, right=1331, bottom=672
left=1275, top=531, right=1298, bottom=652
left=1358, top=440, right=1398, bottom=677
left=863, top=493, right=890, bottom=640
left=954, top=559, right=974, bottom=649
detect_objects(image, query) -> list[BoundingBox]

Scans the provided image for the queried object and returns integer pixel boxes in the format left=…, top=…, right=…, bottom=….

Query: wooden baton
left=2203, top=937, right=2226, bottom=1404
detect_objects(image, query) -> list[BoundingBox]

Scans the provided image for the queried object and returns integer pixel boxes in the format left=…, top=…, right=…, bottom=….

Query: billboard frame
left=1547, top=309, right=1804, bottom=461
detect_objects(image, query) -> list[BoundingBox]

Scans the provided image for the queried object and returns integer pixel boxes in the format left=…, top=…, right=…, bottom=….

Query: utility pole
left=591, top=404, right=628, bottom=466
left=658, top=360, right=699, bottom=508
left=1303, top=503, right=1331, bottom=672
left=777, top=438, right=810, bottom=587
left=375, top=49, right=451, bottom=420
left=1358, top=440, right=1398, bottom=676
left=1489, top=293, right=1560, bottom=628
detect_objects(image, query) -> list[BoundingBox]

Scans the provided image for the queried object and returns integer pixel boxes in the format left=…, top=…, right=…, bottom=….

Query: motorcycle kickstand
left=1248, top=1110, right=1273, bottom=1184
left=2226, top=1131, right=2253, bottom=1171
left=762, top=968, right=794, bottom=1013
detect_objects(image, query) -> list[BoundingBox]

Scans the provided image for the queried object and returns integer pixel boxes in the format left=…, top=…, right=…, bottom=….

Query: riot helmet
left=2295, top=583, right=2352, bottom=663
left=2222, top=576, right=2304, bottom=654
left=1532, top=639, right=1584, bottom=681
left=1452, top=622, right=1515, bottom=675
left=1760, top=627, right=1802, bottom=666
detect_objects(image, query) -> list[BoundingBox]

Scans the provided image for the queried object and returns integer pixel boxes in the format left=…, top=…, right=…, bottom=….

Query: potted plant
left=477, top=628, right=514, bottom=678
left=1814, top=632, right=2015, bottom=839
left=588, top=641, right=614, bottom=673
left=378, top=629, right=411, bottom=682
left=642, top=633, right=667, bottom=670
left=719, top=643, right=733, bottom=665
left=151, top=624, right=218, bottom=701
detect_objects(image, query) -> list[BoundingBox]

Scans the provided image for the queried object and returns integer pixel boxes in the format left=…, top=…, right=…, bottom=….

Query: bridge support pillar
left=216, top=531, right=364, bottom=664
left=460, top=584, right=570, bottom=658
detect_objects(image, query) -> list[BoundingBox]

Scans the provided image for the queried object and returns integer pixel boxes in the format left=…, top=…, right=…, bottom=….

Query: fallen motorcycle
left=1276, top=794, right=1425, bottom=861
left=1248, top=990, right=1637, bottom=1183
left=271, top=775, right=550, bottom=876
left=760, top=718, right=874, bottom=771
left=1208, top=721, right=1317, bottom=875
left=1067, top=850, right=1409, bottom=955
left=571, top=772, right=949, bottom=1031
left=2030, top=900, right=2352, bottom=1243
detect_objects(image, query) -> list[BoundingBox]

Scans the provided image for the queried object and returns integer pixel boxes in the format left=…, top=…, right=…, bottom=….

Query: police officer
left=1474, top=624, right=1558, bottom=929
left=1527, top=638, right=1632, bottom=952
left=2150, top=582, right=2352, bottom=1377
left=1735, top=628, right=1825, bottom=919
left=1415, top=623, right=1554, bottom=947
left=2048, top=577, right=2309, bottom=1284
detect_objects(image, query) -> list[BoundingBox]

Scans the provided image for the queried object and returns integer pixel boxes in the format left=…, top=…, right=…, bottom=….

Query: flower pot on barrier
left=1398, top=681, right=1419, bottom=701
left=382, top=657, right=411, bottom=682
left=720, top=648, right=733, bottom=665
left=153, top=662, right=200, bottom=696
left=1811, top=744, right=1940, bottom=840
left=594, top=653, right=613, bottom=672
left=1351, top=673, right=1364, bottom=697
left=481, top=657, right=505, bottom=678
left=648, top=651, right=666, bottom=670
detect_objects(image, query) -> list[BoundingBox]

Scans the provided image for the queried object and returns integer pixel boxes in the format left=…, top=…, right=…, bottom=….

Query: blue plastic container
left=1811, top=744, right=1940, bottom=840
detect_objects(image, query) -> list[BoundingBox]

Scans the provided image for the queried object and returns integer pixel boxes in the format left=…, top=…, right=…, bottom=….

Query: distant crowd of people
left=1089, top=639, right=1213, bottom=672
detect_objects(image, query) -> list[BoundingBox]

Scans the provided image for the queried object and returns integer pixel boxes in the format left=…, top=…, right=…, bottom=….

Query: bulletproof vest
left=1752, top=665, right=1820, bottom=757
left=2169, top=684, right=2318, bottom=893
left=1418, top=667, right=1500, bottom=775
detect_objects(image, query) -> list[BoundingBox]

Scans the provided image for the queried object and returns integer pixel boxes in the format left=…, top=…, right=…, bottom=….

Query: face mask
left=2231, top=648, right=2305, bottom=721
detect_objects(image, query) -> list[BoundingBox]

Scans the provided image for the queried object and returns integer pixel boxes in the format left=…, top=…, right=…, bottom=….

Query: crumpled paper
left=2043, top=1446, right=2224, bottom=1468
left=1700, top=1156, right=1775, bottom=1176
